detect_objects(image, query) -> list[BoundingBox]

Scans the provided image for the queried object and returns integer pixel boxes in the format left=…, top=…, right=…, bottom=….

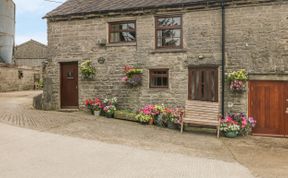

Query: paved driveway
left=0, top=123, right=254, bottom=178
left=0, top=91, right=287, bottom=178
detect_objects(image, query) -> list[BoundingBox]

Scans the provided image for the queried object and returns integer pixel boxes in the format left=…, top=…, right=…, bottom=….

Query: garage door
left=249, top=81, right=288, bottom=137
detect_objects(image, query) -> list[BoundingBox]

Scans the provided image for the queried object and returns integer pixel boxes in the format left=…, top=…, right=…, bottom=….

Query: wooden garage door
left=249, top=81, right=288, bottom=137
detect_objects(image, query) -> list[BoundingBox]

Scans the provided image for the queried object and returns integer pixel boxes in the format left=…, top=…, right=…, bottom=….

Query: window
left=188, top=67, right=218, bottom=102
left=150, top=69, right=169, bottom=88
left=109, top=21, right=136, bottom=43
left=156, top=16, right=182, bottom=49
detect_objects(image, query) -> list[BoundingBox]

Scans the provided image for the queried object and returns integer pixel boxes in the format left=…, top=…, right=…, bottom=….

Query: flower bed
left=221, top=113, right=256, bottom=138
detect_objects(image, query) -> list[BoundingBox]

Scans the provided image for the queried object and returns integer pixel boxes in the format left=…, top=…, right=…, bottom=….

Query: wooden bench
left=180, top=100, right=221, bottom=138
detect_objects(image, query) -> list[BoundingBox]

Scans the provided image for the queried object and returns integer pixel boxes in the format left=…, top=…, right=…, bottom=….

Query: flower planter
left=127, top=74, right=142, bottom=87
left=94, top=110, right=100, bottom=116
left=225, top=131, right=238, bottom=138
left=155, top=114, right=165, bottom=127
left=229, top=80, right=246, bottom=93
left=167, top=121, right=178, bottom=129
left=105, top=112, right=114, bottom=118
left=149, top=118, right=154, bottom=125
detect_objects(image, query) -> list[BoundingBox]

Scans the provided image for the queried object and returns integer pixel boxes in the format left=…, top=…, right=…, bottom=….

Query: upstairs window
left=156, top=16, right=182, bottom=49
left=109, top=21, right=136, bottom=43
left=150, top=69, right=169, bottom=88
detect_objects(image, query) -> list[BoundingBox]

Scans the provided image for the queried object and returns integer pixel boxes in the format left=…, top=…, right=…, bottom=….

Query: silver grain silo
left=0, top=0, right=15, bottom=64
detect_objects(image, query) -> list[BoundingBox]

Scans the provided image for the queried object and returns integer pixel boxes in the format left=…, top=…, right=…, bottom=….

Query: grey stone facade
left=14, top=40, right=47, bottom=68
left=43, top=1, right=288, bottom=113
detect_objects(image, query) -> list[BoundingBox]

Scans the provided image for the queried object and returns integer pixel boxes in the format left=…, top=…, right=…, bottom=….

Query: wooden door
left=249, top=81, right=287, bottom=136
left=188, top=67, right=218, bottom=102
left=285, top=83, right=288, bottom=137
left=60, top=62, right=79, bottom=108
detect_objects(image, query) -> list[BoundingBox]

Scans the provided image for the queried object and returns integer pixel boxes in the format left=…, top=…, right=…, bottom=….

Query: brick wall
left=43, top=1, right=288, bottom=113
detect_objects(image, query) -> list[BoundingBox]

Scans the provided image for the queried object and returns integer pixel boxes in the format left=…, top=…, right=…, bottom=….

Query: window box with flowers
left=80, top=60, right=96, bottom=80
left=226, top=69, right=248, bottom=93
left=121, top=65, right=143, bottom=87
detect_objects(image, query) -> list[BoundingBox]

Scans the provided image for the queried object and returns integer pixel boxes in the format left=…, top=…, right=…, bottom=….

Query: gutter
left=221, top=0, right=226, bottom=116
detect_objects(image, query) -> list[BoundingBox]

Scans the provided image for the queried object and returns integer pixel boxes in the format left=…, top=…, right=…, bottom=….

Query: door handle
left=76, top=85, right=78, bottom=89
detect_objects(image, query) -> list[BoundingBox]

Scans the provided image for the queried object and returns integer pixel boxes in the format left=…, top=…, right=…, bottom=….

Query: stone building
left=14, top=39, right=47, bottom=68
left=43, top=0, right=288, bottom=136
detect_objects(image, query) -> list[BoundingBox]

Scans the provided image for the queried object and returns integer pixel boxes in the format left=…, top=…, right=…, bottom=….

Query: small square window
left=149, top=69, right=169, bottom=88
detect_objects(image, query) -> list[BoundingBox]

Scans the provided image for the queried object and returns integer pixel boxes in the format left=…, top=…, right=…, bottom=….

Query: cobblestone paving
left=0, top=91, right=81, bottom=130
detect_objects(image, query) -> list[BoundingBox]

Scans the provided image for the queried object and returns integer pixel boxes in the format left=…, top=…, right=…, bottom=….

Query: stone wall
left=224, top=3, right=288, bottom=113
left=44, top=1, right=288, bottom=113
left=14, top=40, right=47, bottom=68
left=0, top=63, right=41, bottom=92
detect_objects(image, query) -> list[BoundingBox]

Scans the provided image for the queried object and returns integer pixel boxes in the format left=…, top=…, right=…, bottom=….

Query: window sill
left=106, top=42, right=137, bottom=47
left=151, top=49, right=187, bottom=54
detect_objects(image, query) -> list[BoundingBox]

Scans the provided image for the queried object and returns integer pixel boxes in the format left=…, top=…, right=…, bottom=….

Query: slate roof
left=45, top=0, right=207, bottom=18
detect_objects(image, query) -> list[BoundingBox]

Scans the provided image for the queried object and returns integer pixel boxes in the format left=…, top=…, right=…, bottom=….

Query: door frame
left=248, top=80, right=287, bottom=137
left=60, top=61, right=79, bottom=109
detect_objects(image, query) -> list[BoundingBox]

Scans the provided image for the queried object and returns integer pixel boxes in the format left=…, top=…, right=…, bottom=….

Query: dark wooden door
left=285, top=83, right=288, bottom=137
left=249, top=81, right=287, bottom=136
left=188, top=67, right=218, bottom=102
left=61, top=62, right=79, bottom=108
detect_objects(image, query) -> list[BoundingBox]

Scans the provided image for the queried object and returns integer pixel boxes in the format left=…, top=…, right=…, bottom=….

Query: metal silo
left=0, top=0, right=15, bottom=64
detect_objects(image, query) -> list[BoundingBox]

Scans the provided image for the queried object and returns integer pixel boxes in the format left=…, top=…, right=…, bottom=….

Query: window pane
left=110, top=32, right=136, bottom=42
left=157, top=30, right=181, bottom=38
left=120, top=32, right=136, bottom=42
left=110, top=32, right=120, bottom=42
left=158, top=37, right=181, bottom=47
left=158, top=17, right=181, bottom=26
left=150, top=70, right=169, bottom=88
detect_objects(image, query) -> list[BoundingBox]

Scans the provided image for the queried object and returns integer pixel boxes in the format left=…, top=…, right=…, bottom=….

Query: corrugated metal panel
left=0, top=0, right=15, bottom=64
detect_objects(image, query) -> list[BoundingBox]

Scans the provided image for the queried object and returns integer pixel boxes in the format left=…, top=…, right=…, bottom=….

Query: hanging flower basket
left=226, top=69, right=248, bottom=93
left=80, top=60, right=96, bottom=80
left=122, top=65, right=143, bottom=87
left=230, top=80, right=246, bottom=93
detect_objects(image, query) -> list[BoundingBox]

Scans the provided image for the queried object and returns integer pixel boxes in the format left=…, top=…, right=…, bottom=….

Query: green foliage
left=226, top=69, right=248, bottom=82
left=126, top=69, right=143, bottom=78
left=135, top=113, right=152, bottom=123
left=80, top=60, right=96, bottom=79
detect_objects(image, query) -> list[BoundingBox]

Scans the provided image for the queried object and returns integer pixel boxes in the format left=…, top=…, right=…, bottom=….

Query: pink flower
left=121, top=76, right=128, bottom=82
left=241, top=117, right=247, bottom=128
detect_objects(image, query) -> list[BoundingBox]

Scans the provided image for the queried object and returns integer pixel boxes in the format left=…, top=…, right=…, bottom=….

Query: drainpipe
left=221, top=0, right=226, bottom=116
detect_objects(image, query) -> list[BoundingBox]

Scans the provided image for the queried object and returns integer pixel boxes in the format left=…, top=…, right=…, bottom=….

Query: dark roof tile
left=45, top=0, right=206, bottom=18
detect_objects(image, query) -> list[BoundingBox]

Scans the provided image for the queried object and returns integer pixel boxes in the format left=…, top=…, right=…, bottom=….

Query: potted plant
left=103, top=105, right=116, bottom=118
left=85, top=99, right=95, bottom=115
left=122, top=65, right=143, bottom=87
left=165, top=107, right=184, bottom=129
left=226, top=69, right=248, bottom=93
left=85, top=98, right=103, bottom=116
left=93, top=98, right=103, bottom=116
left=102, top=97, right=118, bottom=118
left=221, top=113, right=256, bottom=138
left=80, top=59, right=96, bottom=80
left=135, top=113, right=153, bottom=124
left=154, top=104, right=166, bottom=127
